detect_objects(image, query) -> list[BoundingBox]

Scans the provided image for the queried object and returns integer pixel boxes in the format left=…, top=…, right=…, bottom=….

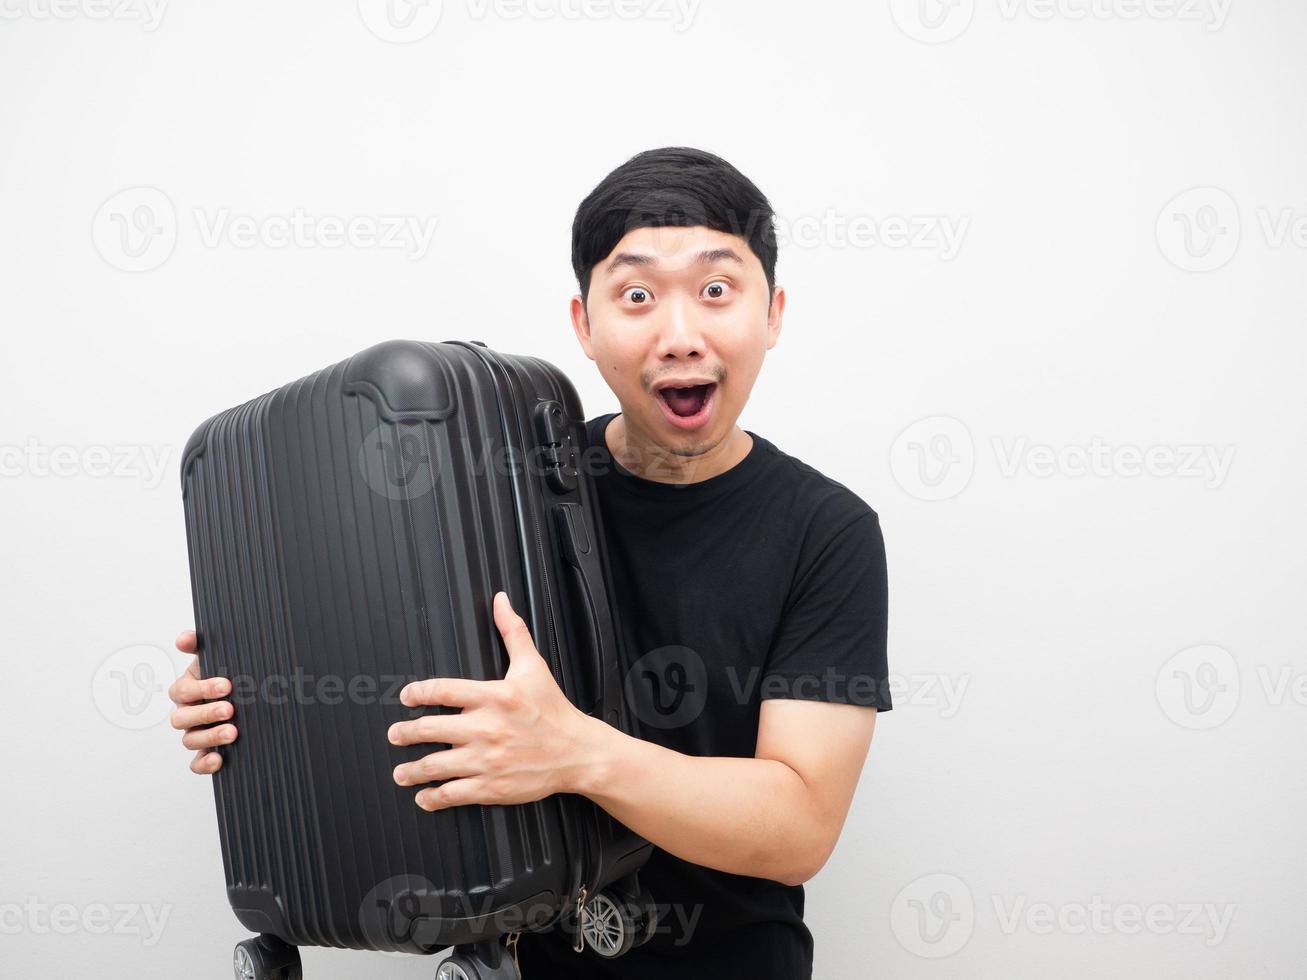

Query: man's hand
left=388, top=591, right=602, bottom=811
left=167, top=630, right=237, bottom=774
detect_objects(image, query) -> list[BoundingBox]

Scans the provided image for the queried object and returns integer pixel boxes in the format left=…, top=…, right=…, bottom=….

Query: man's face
left=571, top=224, right=784, bottom=459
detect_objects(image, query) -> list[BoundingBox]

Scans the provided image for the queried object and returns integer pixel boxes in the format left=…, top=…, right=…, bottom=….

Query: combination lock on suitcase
left=180, top=340, right=656, bottom=980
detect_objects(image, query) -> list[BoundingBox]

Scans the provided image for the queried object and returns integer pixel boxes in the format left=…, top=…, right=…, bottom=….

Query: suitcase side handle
left=552, top=504, right=624, bottom=729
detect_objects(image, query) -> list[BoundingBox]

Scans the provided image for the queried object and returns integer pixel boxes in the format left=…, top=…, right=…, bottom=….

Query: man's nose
left=655, top=295, right=705, bottom=360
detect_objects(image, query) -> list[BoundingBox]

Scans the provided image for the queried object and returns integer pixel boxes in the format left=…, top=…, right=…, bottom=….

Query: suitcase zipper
left=458, top=341, right=569, bottom=692
left=456, top=342, right=593, bottom=955
left=530, top=514, right=567, bottom=691
left=572, top=883, right=588, bottom=953
left=569, top=790, right=603, bottom=954
left=505, top=930, right=520, bottom=972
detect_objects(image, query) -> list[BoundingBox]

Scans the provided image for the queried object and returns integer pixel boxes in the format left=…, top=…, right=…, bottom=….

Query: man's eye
left=623, top=286, right=652, bottom=305
left=703, top=281, right=729, bottom=300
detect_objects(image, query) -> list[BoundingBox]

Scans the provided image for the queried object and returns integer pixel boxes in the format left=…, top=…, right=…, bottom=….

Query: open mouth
left=654, top=382, right=717, bottom=430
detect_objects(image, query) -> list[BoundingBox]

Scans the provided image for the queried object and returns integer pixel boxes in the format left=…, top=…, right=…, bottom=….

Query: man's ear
left=765, top=285, right=786, bottom=351
left=570, top=294, right=595, bottom=360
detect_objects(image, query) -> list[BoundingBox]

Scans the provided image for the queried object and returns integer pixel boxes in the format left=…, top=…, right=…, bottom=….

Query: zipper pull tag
left=505, top=931, right=520, bottom=972
left=572, top=884, right=588, bottom=953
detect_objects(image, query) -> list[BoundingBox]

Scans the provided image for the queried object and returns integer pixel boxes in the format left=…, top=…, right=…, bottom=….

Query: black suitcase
left=180, top=340, right=655, bottom=980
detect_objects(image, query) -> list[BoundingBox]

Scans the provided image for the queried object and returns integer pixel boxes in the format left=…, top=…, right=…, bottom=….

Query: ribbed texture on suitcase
left=182, top=345, right=571, bottom=952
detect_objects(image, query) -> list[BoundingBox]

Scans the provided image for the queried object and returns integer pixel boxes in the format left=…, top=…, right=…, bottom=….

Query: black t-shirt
left=516, top=413, right=891, bottom=980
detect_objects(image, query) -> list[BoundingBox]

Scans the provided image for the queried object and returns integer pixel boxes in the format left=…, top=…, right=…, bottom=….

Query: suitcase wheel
left=232, top=935, right=301, bottom=980
left=436, top=949, right=520, bottom=980
left=580, top=889, right=644, bottom=959
left=635, top=893, right=660, bottom=947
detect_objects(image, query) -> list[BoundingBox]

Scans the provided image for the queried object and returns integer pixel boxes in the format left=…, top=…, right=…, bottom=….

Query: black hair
left=571, top=146, right=777, bottom=307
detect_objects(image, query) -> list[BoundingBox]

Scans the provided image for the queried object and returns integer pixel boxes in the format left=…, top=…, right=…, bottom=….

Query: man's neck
left=604, top=413, right=754, bottom=485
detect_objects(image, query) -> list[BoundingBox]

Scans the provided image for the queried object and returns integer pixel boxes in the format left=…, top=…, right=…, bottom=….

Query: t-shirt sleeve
left=761, top=508, right=892, bottom=710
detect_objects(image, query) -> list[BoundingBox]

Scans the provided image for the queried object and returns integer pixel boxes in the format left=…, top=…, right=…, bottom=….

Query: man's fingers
left=493, top=591, right=538, bottom=663
left=393, top=748, right=479, bottom=787
left=415, top=777, right=488, bottom=811
left=181, top=724, right=238, bottom=751
left=388, top=713, right=471, bottom=747
left=168, top=674, right=231, bottom=707
left=173, top=631, right=229, bottom=775
left=393, top=749, right=479, bottom=789
left=400, top=677, right=498, bottom=709
left=190, top=750, right=223, bottom=774
left=171, top=700, right=234, bottom=731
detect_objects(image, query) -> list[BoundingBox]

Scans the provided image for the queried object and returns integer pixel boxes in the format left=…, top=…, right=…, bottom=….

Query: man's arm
left=389, top=592, right=879, bottom=887
left=574, top=697, right=877, bottom=886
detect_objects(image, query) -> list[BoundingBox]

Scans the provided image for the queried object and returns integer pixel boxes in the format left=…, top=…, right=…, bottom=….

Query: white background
left=2, top=1, right=1305, bottom=978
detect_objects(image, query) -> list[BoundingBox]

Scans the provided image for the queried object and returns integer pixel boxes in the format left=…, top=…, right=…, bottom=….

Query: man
left=168, top=146, right=891, bottom=979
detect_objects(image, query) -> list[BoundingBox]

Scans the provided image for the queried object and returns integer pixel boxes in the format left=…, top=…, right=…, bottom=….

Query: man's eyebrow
left=695, top=247, right=745, bottom=266
left=605, top=251, right=656, bottom=273
left=604, top=247, right=746, bottom=274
